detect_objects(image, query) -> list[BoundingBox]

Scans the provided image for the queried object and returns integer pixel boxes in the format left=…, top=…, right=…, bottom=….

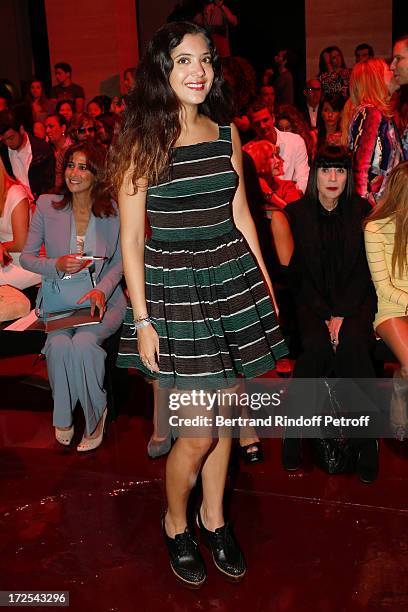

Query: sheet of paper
left=3, top=309, right=39, bottom=331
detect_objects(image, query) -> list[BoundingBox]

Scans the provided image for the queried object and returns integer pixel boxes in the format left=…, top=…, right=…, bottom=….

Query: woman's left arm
left=230, top=123, right=279, bottom=313
left=93, top=217, right=123, bottom=302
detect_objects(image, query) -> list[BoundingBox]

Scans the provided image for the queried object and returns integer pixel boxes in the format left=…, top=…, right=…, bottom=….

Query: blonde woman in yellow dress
left=364, top=161, right=408, bottom=439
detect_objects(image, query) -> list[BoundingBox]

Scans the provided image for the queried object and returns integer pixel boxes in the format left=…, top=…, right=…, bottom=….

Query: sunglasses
left=77, top=126, right=95, bottom=134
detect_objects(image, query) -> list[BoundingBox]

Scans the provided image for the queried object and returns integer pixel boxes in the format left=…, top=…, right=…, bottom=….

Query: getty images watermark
left=167, top=389, right=370, bottom=428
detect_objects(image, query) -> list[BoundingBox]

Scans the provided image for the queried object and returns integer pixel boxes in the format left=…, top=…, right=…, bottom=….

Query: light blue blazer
left=20, top=195, right=127, bottom=318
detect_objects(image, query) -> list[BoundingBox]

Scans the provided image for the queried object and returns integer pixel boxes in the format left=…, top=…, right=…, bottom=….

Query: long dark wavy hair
left=107, top=21, right=232, bottom=196
left=53, top=142, right=116, bottom=217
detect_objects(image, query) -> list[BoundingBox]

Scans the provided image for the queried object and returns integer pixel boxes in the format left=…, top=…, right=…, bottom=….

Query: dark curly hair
left=107, top=21, right=232, bottom=196
left=53, top=142, right=116, bottom=217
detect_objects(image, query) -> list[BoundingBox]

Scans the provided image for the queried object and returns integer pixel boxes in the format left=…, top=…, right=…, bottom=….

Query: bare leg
left=377, top=316, right=408, bottom=438
left=376, top=316, right=408, bottom=375
left=165, top=386, right=232, bottom=535
left=165, top=436, right=213, bottom=537
left=151, top=381, right=170, bottom=442
left=200, top=437, right=232, bottom=529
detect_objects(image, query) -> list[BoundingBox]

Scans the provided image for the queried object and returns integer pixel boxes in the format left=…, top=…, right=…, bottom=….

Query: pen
left=75, top=255, right=107, bottom=261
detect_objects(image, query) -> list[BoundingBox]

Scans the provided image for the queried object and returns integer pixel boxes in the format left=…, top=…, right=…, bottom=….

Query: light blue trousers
left=44, top=306, right=122, bottom=435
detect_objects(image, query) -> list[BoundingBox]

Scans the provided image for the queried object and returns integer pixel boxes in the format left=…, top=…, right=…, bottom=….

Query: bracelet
left=134, top=313, right=149, bottom=321
left=133, top=317, right=152, bottom=329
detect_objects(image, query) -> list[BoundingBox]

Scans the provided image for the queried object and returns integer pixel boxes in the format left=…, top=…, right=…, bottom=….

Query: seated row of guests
left=12, top=137, right=408, bottom=474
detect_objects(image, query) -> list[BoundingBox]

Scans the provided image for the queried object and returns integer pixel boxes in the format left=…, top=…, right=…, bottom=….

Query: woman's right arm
left=270, top=211, right=294, bottom=266
left=119, top=174, right=159, bottom=372
left=20, top=200, right=64, bottom=279
left=365, top=221, right=408, bottom=308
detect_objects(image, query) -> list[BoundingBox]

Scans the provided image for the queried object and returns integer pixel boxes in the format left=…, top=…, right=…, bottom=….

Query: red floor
left=1, top=355, right=408, bottom=612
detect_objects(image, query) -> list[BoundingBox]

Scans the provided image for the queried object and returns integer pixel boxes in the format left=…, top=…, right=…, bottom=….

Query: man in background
left=51, top=62, right=85, bottom=113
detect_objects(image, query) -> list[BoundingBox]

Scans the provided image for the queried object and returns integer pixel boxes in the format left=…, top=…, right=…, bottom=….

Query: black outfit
left=299, top=101, right=322, bottom=131
left=0, top=134, right=55, bottom=200
left=285, top=194, right=377, bottom=378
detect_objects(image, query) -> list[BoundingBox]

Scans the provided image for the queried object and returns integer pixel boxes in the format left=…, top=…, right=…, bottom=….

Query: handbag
left=0, top=286, right=31, bottom=322
left=311, top=380, right=357, bottom=475
left=38, top=268, right=94, bottom=318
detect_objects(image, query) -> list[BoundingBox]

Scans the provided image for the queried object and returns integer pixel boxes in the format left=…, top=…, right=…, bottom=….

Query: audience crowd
left=1, top=30, right=408, bottom=485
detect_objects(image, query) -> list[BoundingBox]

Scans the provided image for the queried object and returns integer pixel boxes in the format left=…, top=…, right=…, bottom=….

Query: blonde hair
left=366, top=161, right=408, bottom=278
left=349, top=58, right=393, bottom=119
left=340, top=97, right=354, bottom=146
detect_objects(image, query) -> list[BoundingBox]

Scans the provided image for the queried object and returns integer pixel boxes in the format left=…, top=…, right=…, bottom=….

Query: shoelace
left=213, top=524, right=233, bottom=551
left=175, top=531, right=197, bottom=556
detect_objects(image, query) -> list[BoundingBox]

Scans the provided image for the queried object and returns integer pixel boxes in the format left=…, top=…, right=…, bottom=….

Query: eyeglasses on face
left=77, top=126, right=95, bottom=134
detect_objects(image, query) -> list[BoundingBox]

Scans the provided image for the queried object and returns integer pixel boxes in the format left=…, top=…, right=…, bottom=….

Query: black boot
left=162, top=517, right=206, bottom=588
left=281, top=437, right=302, bottom=471
left=356, top=439, right=379, bottom=484
left=196, top=511, right=246, bottom=581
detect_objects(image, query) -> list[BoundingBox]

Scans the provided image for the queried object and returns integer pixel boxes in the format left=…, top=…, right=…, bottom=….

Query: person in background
left=56, top=100, right=75, bottom=127
left=247, top=102, right=310, bottom=192
left=44, top=113, right=73, bottom=192
left=319, top=46, right=351, bottom=99
left=355, top=43, right=374, bottom=63
left=273, top=48, right=296, bottom=106
left=123, top=67, right=137, bottom=94
left=193, top=0, right=238, bottom=57
left=51, top=62, right=85, bottom=114
left=275, top=104, right=315, bottom=162
left=87, top=98, right=104, bottom=119
left=301, top=78, right=322, bottom=131
left=259, top=84, right=275, bottom=115
left=316, top=93, right=345, bottom=148
left=0, top=157, right=40, bottom=289
left=318, top=47, right=333, bottom=76
left=243, top=139, right=303, bottom=208
left=27, top=79, right=55, bottom=123
left=96, top=113, right=122, bottom=148
left=33, top=122, right=46, bottom=140
left=0, top=109, right=55, bottom=200
left=347, top=58, right=403, bottom=205
left=70, top=114, right=98, bottom=145
left=20, top=142, right=126, bottom=451
left=221, top=56, right=257, bottom=139
left=391, top=34, right=408, bottom=159
left=110, top=96, right=126, bottom=115
left=87, top=96, right=111, bottom=119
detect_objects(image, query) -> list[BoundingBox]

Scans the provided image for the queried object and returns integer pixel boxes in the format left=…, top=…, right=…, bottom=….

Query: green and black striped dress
left=117, top=125, right=288, bottom=387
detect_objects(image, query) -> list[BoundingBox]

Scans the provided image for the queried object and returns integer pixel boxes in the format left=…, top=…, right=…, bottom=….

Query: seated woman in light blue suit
left=20, top=142, right=126, bottom=451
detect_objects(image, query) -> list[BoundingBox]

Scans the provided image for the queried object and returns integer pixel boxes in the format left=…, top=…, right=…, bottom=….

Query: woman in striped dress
left=108, top=22, right=287, bottom=587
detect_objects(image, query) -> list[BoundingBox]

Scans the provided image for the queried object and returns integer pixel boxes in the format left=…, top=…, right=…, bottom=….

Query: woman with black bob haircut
left=108, top=21, right=287, bottom=587
left=282, top=144, right=378, bottom=482
left=21, top=142, right=126, bottom=452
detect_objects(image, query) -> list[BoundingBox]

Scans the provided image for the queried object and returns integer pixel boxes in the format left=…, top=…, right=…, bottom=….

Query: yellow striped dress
left=364, top=216, right=408, bottom=329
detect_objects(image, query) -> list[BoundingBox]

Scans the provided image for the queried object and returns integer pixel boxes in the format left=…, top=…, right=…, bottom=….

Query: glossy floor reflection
left=1, top=355, right=408, bottom=612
